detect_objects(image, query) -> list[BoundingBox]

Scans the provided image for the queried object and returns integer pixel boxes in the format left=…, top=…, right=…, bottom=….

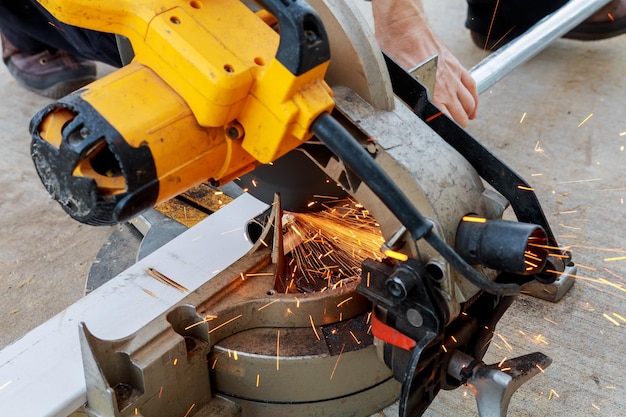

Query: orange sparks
left=276, top=330, right=280, bottom=370
left=349, top=331, right=362, bottom=345
left=534, top=141, right=551, bottom=159
left=520, top=112, right=527, bottom=123
left=524, top=252, right=544, bottom=262
left=578, top=113, right=593, bottom=127
left=604, top=256, right=626, bottom=262
left=309, top=315, right=321, bottom=341
left=602, top=313, right=621, bottom=326
left=173, top=358, right=178, bottom=366
left=557, top=177, right=602, bottom=184
left=425, top=111, right=443, bottom=122
left=158, top=386, right=164, bottom=399
left=528, top=243, right=569, bottom=252
left=330, top=344, right=346, bottom=380
left=209, top=314, right=243, bottom=334
left=545, top=270, right=626, bottom=295
left=256, top=374, right=260, bottom=387
left=183, top=403, right=196, bottom=417
left=184, top=315, right=218, bottom=331
left=337, top=297, right=353, bottom=308
left=496, top=333, right=513, bottom=352
left=543, top=317, right=559, bottom=326
left=607, top=12, right=615, bottom=21
left=384, top=249, right=409, bottom=261
left=285, top=200, right=384, bottom=293
left=482, top=0, right=505, bottom=54
left=462, top=216, right=487, bottom=223
left=258, top=300, right=279, bottom=311
left=548, top=389, right=560, bottom=400
left=535, top=334, right=549, bottom=345
left=517, top=185, right=534, bottom=191
left=612, top=313, right=626, bottom=324
left=536, top=364, right=545, bottom=373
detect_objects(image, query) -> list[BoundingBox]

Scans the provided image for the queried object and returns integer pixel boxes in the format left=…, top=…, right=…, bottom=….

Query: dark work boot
left=2, top=33, right=96, bottom=99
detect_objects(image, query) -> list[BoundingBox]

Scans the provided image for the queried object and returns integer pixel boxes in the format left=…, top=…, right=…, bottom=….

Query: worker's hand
left=372, top=0, right=478, bottom=127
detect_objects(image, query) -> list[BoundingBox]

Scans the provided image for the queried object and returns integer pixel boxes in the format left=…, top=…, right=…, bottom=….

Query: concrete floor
left=0, top=0, right=624, bottom=416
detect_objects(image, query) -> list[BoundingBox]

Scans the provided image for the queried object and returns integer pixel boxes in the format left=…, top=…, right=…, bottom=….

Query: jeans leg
left=466, top=0, right=570, bottom=38
left=0, top=0, right=121, bottom=67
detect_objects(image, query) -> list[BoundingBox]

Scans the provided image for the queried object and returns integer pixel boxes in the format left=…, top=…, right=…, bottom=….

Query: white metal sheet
left=0, top=194, right=269, bottom=417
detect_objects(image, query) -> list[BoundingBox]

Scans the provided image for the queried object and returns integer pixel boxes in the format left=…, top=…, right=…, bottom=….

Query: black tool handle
left=256, top=0, right=330, bottom=75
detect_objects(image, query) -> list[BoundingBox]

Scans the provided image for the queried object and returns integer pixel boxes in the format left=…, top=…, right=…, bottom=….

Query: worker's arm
left=371, top=0, right=478, bottom=126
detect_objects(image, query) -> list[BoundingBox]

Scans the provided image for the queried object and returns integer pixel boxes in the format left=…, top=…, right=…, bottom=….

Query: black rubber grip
left=30, top=94, right=158, bottom=225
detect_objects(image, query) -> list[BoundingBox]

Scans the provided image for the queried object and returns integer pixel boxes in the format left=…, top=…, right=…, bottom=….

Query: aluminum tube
left=471, top=0, right=612, bottom=94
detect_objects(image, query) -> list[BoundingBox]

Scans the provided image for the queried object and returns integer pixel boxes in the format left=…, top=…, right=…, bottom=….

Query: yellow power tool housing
left=31, top=0, right=334, bottom=225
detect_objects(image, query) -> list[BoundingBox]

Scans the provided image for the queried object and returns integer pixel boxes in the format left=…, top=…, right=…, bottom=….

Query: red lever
left=371, top=309, right=416, bottom=351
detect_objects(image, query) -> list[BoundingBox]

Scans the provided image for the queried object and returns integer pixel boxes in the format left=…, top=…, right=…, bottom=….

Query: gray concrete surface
left=0, top=0, right=624, bottom=416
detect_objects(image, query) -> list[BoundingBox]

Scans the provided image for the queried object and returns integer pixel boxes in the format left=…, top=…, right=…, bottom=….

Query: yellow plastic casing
left=36, top=0, right=335, bottom=181
left=75, top=63, right=257, bottom=203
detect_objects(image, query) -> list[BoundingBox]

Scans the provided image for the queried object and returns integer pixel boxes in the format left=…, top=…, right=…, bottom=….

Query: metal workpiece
left=470, top=0, right=613, bottom=93
left=0, top=194, right=270, bottom=416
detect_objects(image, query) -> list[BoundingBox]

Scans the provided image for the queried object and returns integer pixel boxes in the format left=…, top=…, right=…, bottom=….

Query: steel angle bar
left=0, top=193, right=269, bottom=417
left=471, top=0, right=613, bottom=94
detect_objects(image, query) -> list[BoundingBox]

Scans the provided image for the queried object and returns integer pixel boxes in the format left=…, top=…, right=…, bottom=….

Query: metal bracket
left=409, top=55, right=438, bottom=100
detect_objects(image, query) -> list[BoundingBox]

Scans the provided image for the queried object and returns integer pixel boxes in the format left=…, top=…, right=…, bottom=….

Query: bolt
left=79, top=127, right=90, bottom=139
left=304, top=29, right=318, bottom=44
left=226, top=123, right=244, bottom=140
left=406, top=308, right=424, bottom=327
left=386, top=269, right=416, bottom=300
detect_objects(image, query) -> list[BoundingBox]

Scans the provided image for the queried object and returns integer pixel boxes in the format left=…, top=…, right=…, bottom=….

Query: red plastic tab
left=371, top=309, right=416, bottom=351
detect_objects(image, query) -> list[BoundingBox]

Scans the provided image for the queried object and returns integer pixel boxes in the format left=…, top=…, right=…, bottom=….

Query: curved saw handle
left=257, top=0, right=330, bottom=75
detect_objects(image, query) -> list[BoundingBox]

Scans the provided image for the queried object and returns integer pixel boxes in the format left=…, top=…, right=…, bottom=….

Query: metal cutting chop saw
left=23, top=0, right=575, bottom=416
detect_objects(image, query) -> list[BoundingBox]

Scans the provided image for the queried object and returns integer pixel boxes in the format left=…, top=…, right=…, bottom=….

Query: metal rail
left=471, top=0, right=613, bottom=94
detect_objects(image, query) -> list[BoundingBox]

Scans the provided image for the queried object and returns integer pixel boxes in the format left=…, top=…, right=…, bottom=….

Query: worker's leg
left=466, top=0, right=568, bottom=49
left=466, top=0, right=626, bottom=50
left=0, top=0, right=121, bottom=66
left=0, top=0, right=122, bottom=98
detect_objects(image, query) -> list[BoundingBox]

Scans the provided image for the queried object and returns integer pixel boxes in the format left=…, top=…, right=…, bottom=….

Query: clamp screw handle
left=449, top=351, right=552, bottom=417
